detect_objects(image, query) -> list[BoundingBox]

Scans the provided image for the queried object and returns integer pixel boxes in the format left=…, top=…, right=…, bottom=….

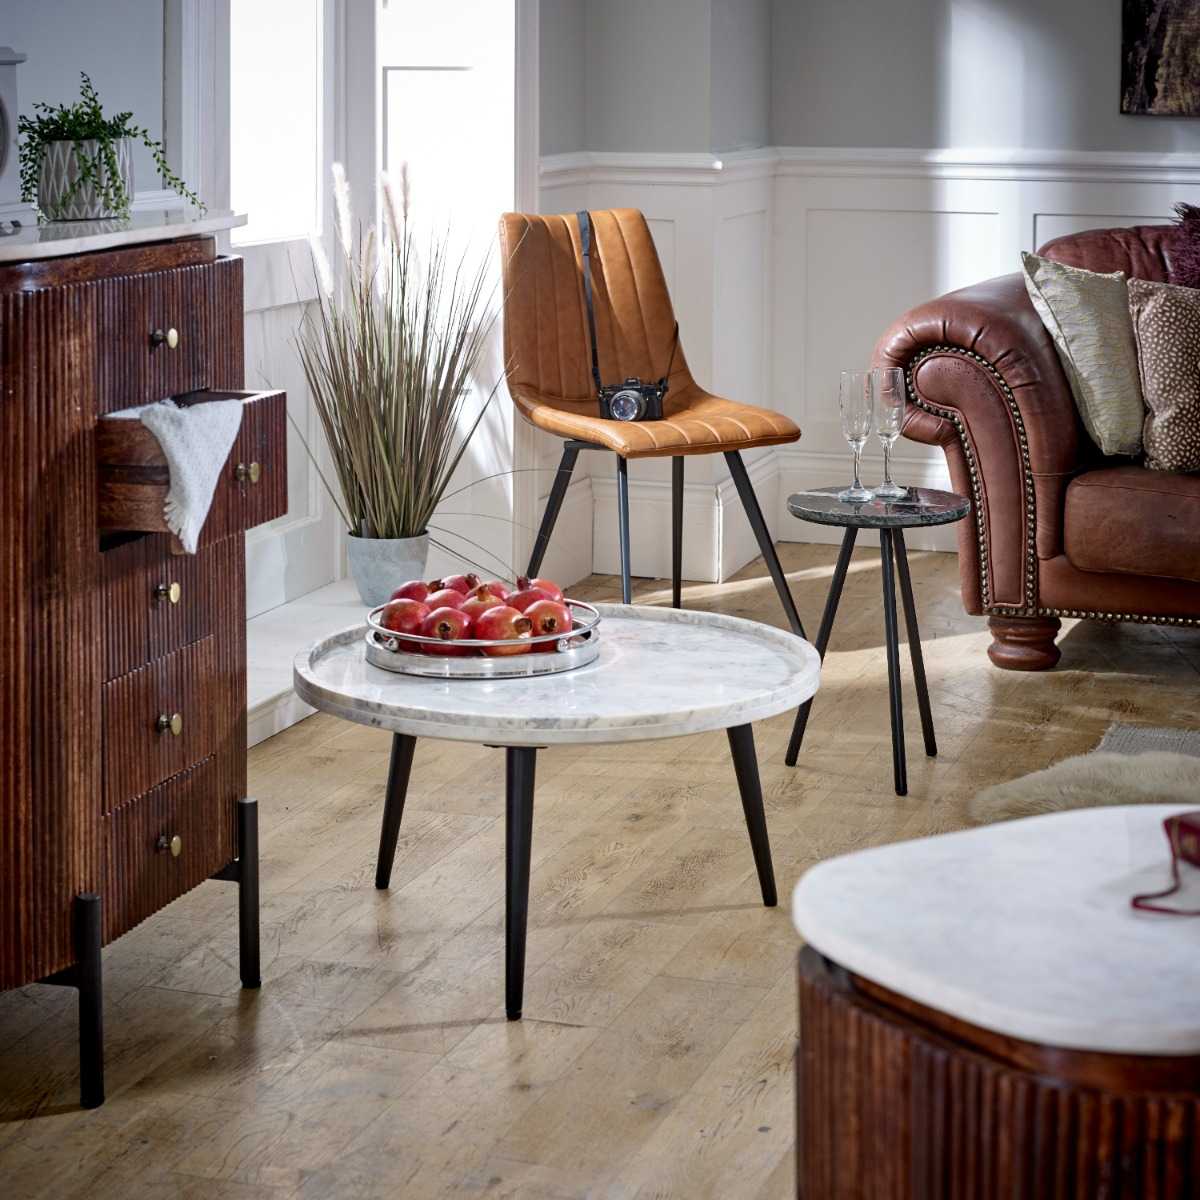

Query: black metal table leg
left=893, top=529, right=936, bottom=757
left=527, top=443, right=580, bottom=577
left=236, top=797, right=261, bottom=988
left=727, top=725, right=777, bottom=906
left=75, top=893, right=104, bottom=1109
left=724, top=451, right=806, bottom=638
left=376, top=733, right=417, bottom=889
left=616, top=455, right=632, bottom=604
left=785, top=527, right=857, bottom=766
left=879, top=529, right=907, bottom=796
left=505, top=747, right=537, bottom=1020
left=671, top=455, right=684, bottom=608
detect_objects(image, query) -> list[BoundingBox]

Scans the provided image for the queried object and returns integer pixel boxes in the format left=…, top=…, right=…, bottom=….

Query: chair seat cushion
left=1064, top=466, right=1200, bottom=584
left=511, top=383, right=800, bottom=458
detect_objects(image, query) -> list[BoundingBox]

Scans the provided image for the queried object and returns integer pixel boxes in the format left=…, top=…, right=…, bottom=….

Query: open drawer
left=97, top=389, right=288, bottom=540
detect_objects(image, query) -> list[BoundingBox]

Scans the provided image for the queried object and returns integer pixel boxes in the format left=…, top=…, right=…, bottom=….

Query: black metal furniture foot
left=616, top=455, right=632, bottom=604
left=671, top=455, right=684, bottom=608
left=879, top=530, right=907, bottom=796
left=210, top=797, right=263, bottom=988
left=376, top=733, right=417, bottom=889
left=527, top=444, right=581, bottom=578
left=727, top=725, right=777, bottom=906
left=505, top=747, right=537, bottom=1020
left=893, top=529, right=936, bottom=758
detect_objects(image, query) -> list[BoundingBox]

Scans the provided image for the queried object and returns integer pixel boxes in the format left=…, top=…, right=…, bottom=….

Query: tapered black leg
left=505, top=747, right=537, bottom=1020
left=236, top=798, right=261, bottom=988
left=724, top=451, right=806, bottom=638
left=616, top=455, right=632, bottom=604
left=879, top=530, right=907, bottom=796
left=527, top=443, right=580, bottom=577
left=893, top=529, right=936, bottom=757
left=726, top=725, right=777, bottom=906
left=74, top=893, right=104, bottom=1109
left=671, top=455, right=684, bottom=608
left=376, top=733, right=417, bottom=889
left=786, top=527, right=857, bottom=766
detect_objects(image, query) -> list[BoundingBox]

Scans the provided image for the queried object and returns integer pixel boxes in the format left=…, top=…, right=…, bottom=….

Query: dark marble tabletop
left=786, top=486, right=971, bottom=529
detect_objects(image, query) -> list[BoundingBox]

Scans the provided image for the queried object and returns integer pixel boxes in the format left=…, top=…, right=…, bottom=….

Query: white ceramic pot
left=38, top=137, right=134, bottom=220
left=347, top=531, right=429, bottom=607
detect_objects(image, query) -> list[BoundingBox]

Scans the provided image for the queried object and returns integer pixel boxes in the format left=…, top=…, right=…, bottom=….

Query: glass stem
left=853, top=445, right=862, bottom=488
left=883, top=442, right=892, bottom=486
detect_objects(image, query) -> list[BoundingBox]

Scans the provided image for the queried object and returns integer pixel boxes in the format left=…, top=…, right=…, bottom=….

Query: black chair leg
left=527, top=443, right=580, bottom=578
left=75, top=893, right=104, bottom=1109
left=893, top=529, right=936, bottom=757
left=726, top=725, right=777, bottom=906
left=236, top=797, right=261, bottom=988
left=616, top=455, right=632, bottom=604
left=376, top=734, right=417, bottom=889
left=724, top=451, right=805, bottom=638
left=671, top=456, right=684, bottom=608
left=505, top=747, right=537, bottom=1020
left=786, top=527, right=857, bottom=766
left=879, top=530, right=907, bottom=796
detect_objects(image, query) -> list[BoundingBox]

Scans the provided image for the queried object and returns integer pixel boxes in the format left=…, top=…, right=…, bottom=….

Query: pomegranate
left=507, top=585, right=554, bottom=614
left=525, top=598, right=572, bottom=651
left=435, top=572, right=481, bottom=595
left=468, top=580, right=511, bottom=602
left=425, top=587, right=466, bottom=611
left=420, top=606, right=472, bottom=656
left=380, top=598, right=430, bottom=651
left=516, top=575, right=564, bottom=602
left=473, top=605, right=533, bottom=656
left=460, top=591, right=506, bottom=624
left=390, top=579, right=429, bottom=603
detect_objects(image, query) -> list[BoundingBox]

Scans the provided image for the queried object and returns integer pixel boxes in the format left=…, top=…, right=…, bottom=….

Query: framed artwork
left=1122, top=0, right=1200, bottom=115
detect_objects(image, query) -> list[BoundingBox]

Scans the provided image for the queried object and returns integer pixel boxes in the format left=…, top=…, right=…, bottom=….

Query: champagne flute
left=837, top=370, right=874, bottom=503
left=873, top=367, right=907, bottom=499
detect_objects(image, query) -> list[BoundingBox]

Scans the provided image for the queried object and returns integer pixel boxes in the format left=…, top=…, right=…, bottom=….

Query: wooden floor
left=3, top=542, right=1199, bottom=1199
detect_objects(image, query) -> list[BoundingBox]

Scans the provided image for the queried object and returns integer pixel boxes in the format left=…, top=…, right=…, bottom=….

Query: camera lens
left=610, top=389, right=642, bottom=421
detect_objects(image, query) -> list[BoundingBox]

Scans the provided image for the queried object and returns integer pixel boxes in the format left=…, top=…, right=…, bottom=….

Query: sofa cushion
left=1064, top=466, right=1200, bottom=583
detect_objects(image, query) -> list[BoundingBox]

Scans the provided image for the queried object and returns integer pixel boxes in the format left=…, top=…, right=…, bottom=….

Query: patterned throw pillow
left=1129, top=277, right=1200, bottom=473
left=1021, top=252, right=1145, bottom=457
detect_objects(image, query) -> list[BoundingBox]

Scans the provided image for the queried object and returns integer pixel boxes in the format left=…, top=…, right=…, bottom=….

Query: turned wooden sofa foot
left=987, top=615, right=1061, bottom=670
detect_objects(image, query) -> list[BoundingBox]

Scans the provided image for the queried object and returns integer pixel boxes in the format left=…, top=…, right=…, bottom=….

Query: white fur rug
left=969, top=751, right=1200, bottom=825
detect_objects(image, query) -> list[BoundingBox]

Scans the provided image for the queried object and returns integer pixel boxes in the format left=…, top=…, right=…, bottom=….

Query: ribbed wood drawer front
left=102, top=756, right=232, bottom=941
left=102, top=636, right=217, bottom=812
left=101, top=536, right=216, bottom=680
left=211, top=389, right=289, bottom=535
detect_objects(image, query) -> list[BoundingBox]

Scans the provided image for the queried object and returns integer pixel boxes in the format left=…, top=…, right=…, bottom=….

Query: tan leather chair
left=499, top=207, right=805, bottom=633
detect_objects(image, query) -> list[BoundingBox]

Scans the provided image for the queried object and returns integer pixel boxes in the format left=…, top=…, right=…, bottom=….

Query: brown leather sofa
left=876, top=224, right=1200, bottom=669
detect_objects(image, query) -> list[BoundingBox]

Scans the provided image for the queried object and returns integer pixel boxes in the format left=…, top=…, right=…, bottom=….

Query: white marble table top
left=0, top=210, right=246, bottom=262
left=294, top=603, right=820, bottom=746
left=793, top=805, right=1200, bottom=1055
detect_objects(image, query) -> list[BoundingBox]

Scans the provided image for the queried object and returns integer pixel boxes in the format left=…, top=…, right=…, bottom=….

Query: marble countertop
left=0, top=210, right=246, bottom=263
left=793, top=805, right=1200, bottom=1055
left=294, top=603, right=820, bottom=746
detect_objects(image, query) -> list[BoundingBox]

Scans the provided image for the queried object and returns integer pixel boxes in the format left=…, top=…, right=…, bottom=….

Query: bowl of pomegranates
left=364, top=573, right=601, bottom=679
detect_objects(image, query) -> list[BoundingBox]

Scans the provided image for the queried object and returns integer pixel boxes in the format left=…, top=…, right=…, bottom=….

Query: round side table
left=784, top=486, right=969, bottom=795
left=295, top=604, right=820, bottom=1020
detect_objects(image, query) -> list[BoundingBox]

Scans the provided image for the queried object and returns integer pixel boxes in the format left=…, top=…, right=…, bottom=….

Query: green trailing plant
left=18, top=72, right=203, bottom=219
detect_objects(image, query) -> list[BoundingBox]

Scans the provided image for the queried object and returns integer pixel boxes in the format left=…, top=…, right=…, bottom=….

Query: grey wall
left=5, top=0, right=165, bottom=185
left=539, top=0, right=586, bottom=155
left=711, top=0, right=770, bottom=151
left=770, top=0, right=1200, bottom=152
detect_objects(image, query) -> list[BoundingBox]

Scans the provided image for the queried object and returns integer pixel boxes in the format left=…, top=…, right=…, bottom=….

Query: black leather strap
left=577, top=210, right=604, bottom=394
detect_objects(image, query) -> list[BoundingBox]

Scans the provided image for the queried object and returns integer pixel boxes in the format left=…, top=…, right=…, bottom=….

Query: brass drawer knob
left=156, top=834, right=183, bottom=857
left=156, top=712, right=184, bottom=736
left=235, top=461, right=262, bottom=485
left=150, top=327, right=180, bottom=350
left=154, top=581, right=182, bottom=604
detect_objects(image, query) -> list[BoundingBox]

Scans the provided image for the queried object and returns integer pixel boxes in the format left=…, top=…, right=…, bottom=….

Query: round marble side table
left=295, top=604, right=820, bottom=1019
left=784, top=486, right=970, bottom=795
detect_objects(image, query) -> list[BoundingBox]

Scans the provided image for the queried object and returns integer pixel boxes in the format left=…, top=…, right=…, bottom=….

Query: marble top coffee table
left=296, top=604, right=820, bottom=1018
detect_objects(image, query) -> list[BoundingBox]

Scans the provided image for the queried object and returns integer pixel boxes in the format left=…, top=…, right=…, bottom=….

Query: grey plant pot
left=347, top=532, right=430, bottom=607
left=38, top=136, right=134, bottom=220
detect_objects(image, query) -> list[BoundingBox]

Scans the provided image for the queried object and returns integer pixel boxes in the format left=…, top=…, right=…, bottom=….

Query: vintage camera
left=599, top=377, right=666, bottom=422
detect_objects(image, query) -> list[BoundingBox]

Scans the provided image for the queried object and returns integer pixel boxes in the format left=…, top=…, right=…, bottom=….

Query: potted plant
left=19, top=72, right=202, bottom=220
left=297, top=165, right=502, bottom=605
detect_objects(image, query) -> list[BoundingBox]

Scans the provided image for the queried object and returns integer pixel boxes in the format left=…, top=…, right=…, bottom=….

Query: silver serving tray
left=364, top=598, right=601, bottom=679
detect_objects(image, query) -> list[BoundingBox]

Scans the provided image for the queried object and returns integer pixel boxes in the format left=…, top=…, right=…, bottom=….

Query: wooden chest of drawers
left=0, top=235, right=284, bottom=1106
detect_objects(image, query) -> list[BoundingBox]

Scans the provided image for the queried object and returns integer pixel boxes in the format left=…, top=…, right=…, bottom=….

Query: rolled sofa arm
left=874, top=272, right=1082, bottom=614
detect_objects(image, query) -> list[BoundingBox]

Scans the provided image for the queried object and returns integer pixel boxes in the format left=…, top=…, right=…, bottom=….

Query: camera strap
left=578, top=209, right=679, bottom=396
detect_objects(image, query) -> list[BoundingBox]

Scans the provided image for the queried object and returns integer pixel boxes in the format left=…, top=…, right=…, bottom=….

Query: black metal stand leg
left=893, top=529, right=936, bottom=758
left=671, top=456, right=684, bottom=608
left=376, top=734, right=417, bottom=889
left=236, top=798, right=261, bottom=988
left=616, top=455, right=632, bottom=604
left=75, top=893, right=104, bottom=1109
left=786, top=528, right=857, bottom=766
left=505, top=747, right=537, bottom=1020
left=527, top=443, right=580, bottom=578
left=724, top=451, right=806, bottom=638
left=879, top=530, right=907, bottom=796
left=727, top=725, right=777, bottom=906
